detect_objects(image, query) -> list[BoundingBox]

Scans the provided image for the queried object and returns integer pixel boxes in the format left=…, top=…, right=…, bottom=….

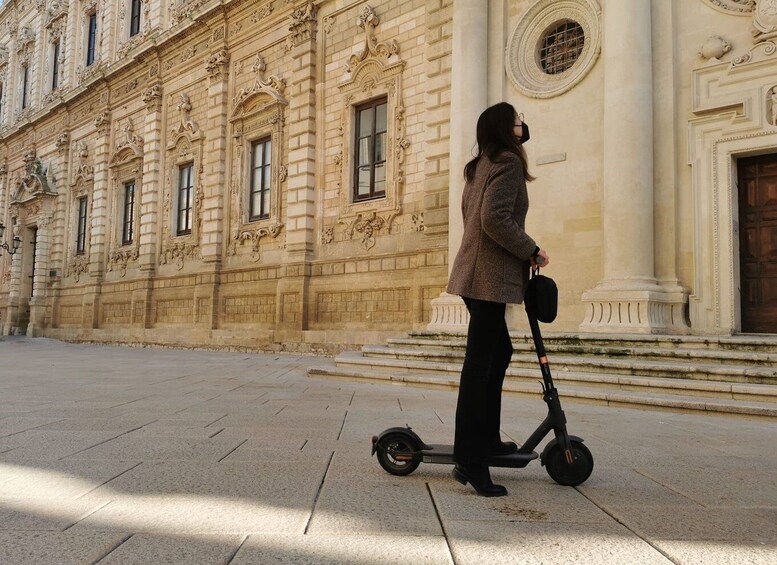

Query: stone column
left=427, top=0, right=487, bottom=332
left=27, top=217, right=51, bottom=336
left=279, top=2, right=318, bottom=333
left=3, top=223, right=23, bottom=336
left=580, top=0, right=687, bottom=334
left=136, top=82, right=163, bottom=329
left=198, top=46, right=231, bottom=329
left=87, top=112, right=111, bottom=328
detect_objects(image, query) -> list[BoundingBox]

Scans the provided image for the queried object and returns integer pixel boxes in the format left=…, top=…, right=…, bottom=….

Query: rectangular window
left=353, top=97, right=388, bottom=202
left=250, top=138, right=272, bottom=220
left=21, top=66, right=29, bottom=109
left=52, top=40, right=60, bottom=90
left=177, top=163, right=193, bottom=236
left=130, top=0, right=142, bottom=37
left=122, top=181, right=136, bottom=245
left=86, top=13, right=97, bottom=66
left=76, top=197, right=88, bottom=255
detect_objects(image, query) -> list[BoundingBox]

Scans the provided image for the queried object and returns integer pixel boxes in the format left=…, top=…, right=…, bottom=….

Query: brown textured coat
left=446, top=152, right=537, bottom=304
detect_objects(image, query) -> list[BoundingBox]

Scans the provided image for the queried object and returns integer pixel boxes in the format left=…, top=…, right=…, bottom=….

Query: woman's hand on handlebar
left=531, top=249, right=549, bottom=268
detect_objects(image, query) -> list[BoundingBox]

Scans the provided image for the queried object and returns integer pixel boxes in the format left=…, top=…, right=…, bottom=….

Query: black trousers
left=454, top=297, right=514, bottom=464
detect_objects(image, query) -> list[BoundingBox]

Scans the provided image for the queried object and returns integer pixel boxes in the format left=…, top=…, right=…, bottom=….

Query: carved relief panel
left=66, top=141, right=94, bottom=282
left=161, top=93, right=203, bottom=270
left=227, top=54, right=286, bottom=262
left=329, top=5, right=409, bottom=250
left=106, top=117, right=143, bottom=277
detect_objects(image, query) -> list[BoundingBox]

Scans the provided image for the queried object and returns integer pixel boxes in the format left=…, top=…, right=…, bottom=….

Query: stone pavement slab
left=1, top=336, right=776, bottom=564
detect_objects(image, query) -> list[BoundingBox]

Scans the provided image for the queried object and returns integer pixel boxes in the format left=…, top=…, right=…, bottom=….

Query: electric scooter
left=371, top=271, right=594, bottom=487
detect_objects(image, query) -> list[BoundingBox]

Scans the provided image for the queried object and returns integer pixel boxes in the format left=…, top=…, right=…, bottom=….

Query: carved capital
left=205, top=49, right=230, bottom=81
left=287, top=2, right=317, bottom=50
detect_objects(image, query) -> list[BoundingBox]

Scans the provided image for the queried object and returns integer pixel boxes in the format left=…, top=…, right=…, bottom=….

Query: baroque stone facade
left=1, top=0, right=776, bottom=348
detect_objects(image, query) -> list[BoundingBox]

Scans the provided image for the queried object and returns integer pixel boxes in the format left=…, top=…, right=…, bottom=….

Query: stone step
left=386, top=337, right=777, bottom=367
left=307, top=365, right=777, bottom=420
left=333, top=351, right=777, bottom=403
left=359, top=345, right=777, bottom=385
left=406, top=330, right=777, bottom=354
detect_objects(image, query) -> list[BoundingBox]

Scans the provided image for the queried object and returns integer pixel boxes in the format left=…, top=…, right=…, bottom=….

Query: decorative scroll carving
left=45, top=0, right=69, bottom=27
left=94, top=111, right=110, bottom=134
left=346, top=6, right=399, bottom=73
left=232, top=54, right=287, bottom=117
left=703, top=0, right=755, bottom=15
left=159, top=240, right=200, bottom=270
left=732, top=39, right=777, bottom=65
left=0, top=46, right=8, bottom=67
left=16, top=27, right=35, bottom=51
left=108, top=247, right=139, bottom=277
left=228, top=221, right=283, bottom=262
left=111, top=118, right=144, bottom=165
left=11, top=150, right=54, bottom=203
left=55, top=132, right=69, bottom=152
left=339, top=211, right=396, bottom=250
left=117, top=34, right=145, bottom=59
left=287, top=2, right=317, bottom=50
left=170, top=0, right=207, bottom=25
left=66, top=255, right=89, bottom=282
left=205, top=49, right=230, bottom=81
left=252, top=4, right=272, bottom=22
left=171, top=93, right=199, bottom=137
left=71, top=142, right=94, bottom=186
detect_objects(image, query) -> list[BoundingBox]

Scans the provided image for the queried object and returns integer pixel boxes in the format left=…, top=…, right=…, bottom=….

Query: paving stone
left=0, top=531, right=128, bottom=565
left=232, top=533, right=452, bottom=565
left=98, top=533, right=243, bottom=564
left=63, top=436, right=245, bottom=462
left=0, top=498, right=109, bottom=530
left=0, top=430, right=125, bottom=461
left=444, top=521, right=674, bottom=565
left=0, top=460, right=140, bottom=499
left=306, top=479, right=443, bottom=536
left=652, top=540, right=777, bottom=565
left=0, top=417, right=64, bottom=437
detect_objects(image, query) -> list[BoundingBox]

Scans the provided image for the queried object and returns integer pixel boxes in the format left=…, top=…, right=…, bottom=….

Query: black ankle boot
left=452, top=464, right=507, bottom=497
left=490, top=441, right=518, bottom=456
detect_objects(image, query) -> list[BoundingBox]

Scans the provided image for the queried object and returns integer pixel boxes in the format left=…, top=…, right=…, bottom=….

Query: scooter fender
left=540, top=435, right=584, bottom=466
left=371, top=426, right=431, bottom=456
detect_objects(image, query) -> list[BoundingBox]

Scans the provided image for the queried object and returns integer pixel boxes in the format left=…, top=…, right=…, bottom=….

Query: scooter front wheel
left=375, top=432, right=421, bottom=476
left=545, top=440, right=593, bottom=486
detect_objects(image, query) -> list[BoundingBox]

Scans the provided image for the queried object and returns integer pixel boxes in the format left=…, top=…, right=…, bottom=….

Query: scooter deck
left=421, top=444, right=539, bottom=468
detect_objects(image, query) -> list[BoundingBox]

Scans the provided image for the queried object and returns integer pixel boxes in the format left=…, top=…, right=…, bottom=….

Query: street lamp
left=0, top=221, right=21, bottom=256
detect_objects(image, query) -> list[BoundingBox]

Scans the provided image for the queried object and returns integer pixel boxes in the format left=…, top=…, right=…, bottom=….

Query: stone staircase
left=308, top=331, right=777, bottom=419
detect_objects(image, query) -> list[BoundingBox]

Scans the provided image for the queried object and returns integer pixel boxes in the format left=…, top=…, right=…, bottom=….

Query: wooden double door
left=738, top=154, right=777, bottom=334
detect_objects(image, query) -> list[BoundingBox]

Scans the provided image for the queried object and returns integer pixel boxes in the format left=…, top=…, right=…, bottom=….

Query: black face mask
left=520, top=122, right=530, bottom=145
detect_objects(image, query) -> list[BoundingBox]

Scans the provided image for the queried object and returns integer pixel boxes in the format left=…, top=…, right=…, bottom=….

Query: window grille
left=539, top=21, right=585, bottom=75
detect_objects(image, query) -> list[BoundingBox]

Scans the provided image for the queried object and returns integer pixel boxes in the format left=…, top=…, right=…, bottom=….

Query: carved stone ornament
left=94, top=111, right=110, bottom=134
left=108, top=247, right=139, bottom=277
left=117, top=34, right=145, bottom=59
left=287, top=2, right=317, bottom=49
left=205, top=49, right=230, bottom=80
left=170, top=0, right=207, bottom=25
left=55, top=131, right=69, bottom=151
left=171, top=93, right=199, bottom=137
left=111, top=118, right=144, bottom=164
left=66, top=255, right=89, bottom=282
left=46, top=0, right=69, bottom=27
left=699, top=35, right=733, bottom=60
left=159, top=241, right=200, bottom=270
left=142, top=83, right=163, bottom=110
left=71, top=142, right=94, bottom=186
left=753, top=0, right=777, bottom=43
left=339, top=211, right=396, bottom=250
left=346, top=6, right=400, bottom=73
left=702, top=0, right=755, bottom=15
left=16, top=27, right=35, bottom=51
left=232, top=54, right=287, bottom=116
left=228, top=221, right=283, bottom=262
left=252, top=4, right=272, bottom=22
left=11, top=150, right=54, bottom=204
left=770, top=85, right=777, bottom=125
left=732, top=39, right=777, bottom=65
left=0, top=46, right=8, bottom=67
left=506, top=0, right=602, bottom=99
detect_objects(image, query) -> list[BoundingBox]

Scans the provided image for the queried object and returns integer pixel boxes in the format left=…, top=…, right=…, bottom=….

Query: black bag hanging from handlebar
left=524, top=268, right=558, bottom=323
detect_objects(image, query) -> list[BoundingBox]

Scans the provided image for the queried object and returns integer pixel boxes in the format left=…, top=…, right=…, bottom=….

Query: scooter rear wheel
left=545, top=440, right=593, bottom=486
left=376, top=432, right=421, bottom=476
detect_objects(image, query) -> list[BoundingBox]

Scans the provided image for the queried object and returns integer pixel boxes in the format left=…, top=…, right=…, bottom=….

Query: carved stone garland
left=227, top=54, right=286, bottom=261
left=332, top=5, right=408, bottom=250
left=107, top=118, right=143, bottom=277
left=161, top=93, right=203, bottom=270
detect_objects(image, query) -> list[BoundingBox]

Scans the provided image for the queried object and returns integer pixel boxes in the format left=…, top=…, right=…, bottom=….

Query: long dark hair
left=464, top=102, right=535, bottom=183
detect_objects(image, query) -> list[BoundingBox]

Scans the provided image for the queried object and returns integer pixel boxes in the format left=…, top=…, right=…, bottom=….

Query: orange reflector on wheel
left=564, top=449, right=574, bottom=464
left=394, top=454, right=413, bottom=461
left=540, top=356, right=548, bottom=364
